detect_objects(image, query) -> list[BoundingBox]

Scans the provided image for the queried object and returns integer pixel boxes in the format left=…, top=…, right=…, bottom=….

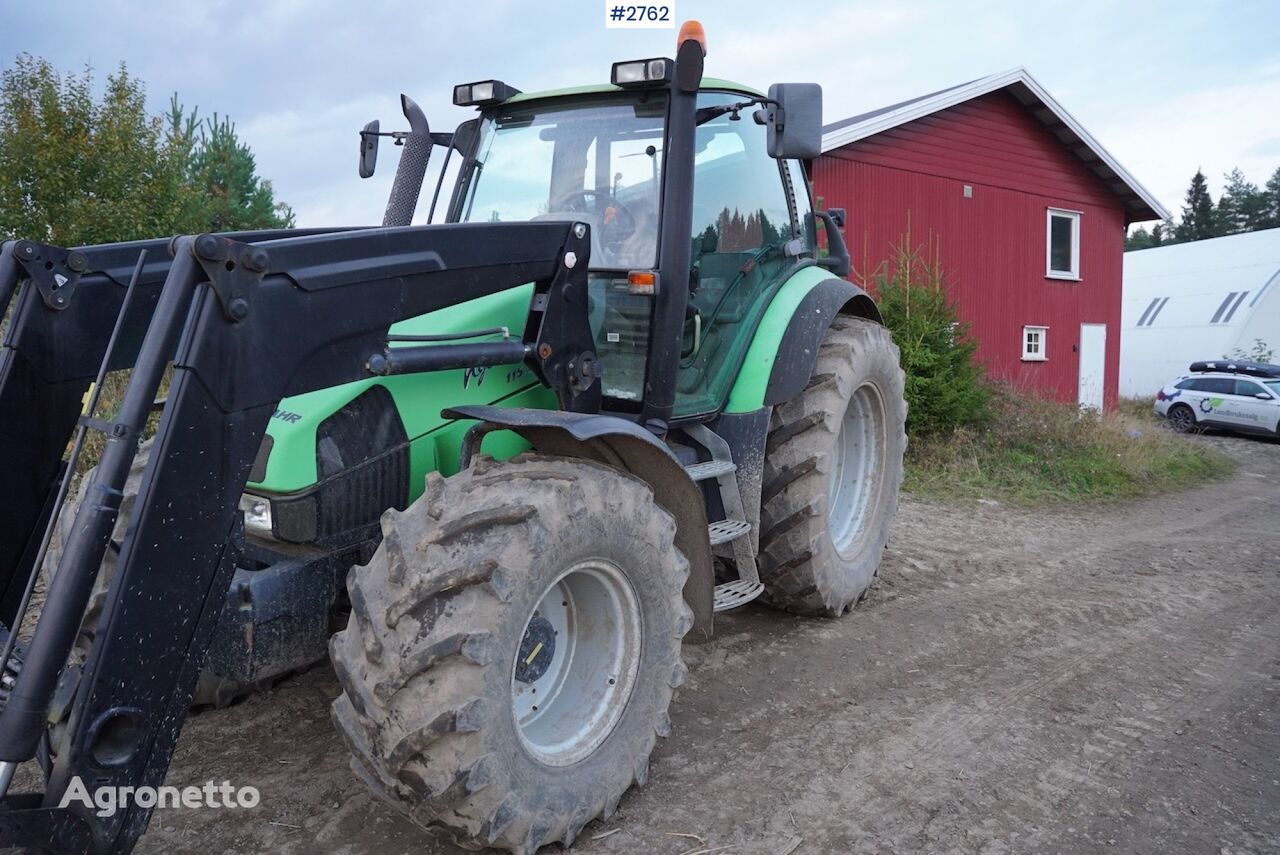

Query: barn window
left=1022, top=326, right=1048, bottom=361
left=1046, top=208, right=1081, bottom=280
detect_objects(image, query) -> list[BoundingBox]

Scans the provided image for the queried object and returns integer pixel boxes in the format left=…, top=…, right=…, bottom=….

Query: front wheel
left=329, top=454, right=692, bottom=853
left=758, top=316, right=907, bottom=616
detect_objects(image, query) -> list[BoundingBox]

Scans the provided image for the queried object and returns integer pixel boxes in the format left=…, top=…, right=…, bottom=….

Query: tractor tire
left=758, top=315, right=906, bottom=616
left=44, top=440, right=260, bottom=710
left=330, top=454, right=691, bottom=854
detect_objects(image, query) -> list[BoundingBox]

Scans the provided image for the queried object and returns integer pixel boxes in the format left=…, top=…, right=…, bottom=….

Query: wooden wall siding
left=814, top=89, right=1128, bottom=409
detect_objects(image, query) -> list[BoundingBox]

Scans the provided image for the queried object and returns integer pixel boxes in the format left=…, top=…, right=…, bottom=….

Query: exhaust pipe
left=383, top=95, right=432, bottom=227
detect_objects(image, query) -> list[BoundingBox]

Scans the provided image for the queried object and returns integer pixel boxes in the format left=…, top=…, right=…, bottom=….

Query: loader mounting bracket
left=12, top=240, right=87, bottom=311
left=190, top=234, right=270, bottom=322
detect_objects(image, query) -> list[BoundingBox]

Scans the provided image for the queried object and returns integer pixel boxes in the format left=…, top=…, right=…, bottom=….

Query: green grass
left=904, top=386, right=1236, bottom=505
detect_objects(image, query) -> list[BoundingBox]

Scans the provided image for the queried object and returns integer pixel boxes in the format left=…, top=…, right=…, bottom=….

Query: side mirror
left=359, top=119, right=380, bottom=179
left=760, top=83, right=822, bottom=160
left=827, top=207, right=847, bottom=229
left=1255, top=392, right=1272, bottom=400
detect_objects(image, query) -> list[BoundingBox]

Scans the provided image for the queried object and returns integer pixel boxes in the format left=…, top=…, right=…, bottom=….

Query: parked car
left=1155, top=360, right=1280, bottom=436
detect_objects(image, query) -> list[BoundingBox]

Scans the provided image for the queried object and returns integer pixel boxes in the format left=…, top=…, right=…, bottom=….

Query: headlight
left=239, top=493, right=274, bottom=537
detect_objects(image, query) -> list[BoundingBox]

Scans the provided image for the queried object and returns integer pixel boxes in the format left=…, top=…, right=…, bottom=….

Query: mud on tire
left=758, top=315, right=907, bottom=616
left=329, top=453, right=692, bottom=854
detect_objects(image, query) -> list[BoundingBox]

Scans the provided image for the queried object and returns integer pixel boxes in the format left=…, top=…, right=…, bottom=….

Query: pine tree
left=1216, top=167, right=1268, bottom=235
left=1263, top=166, right=1280, bottom=230
left=1174, top=169, right=1217, bottom=243
left=1151, top=221, right=1169, bottom=246
left=190, top=113, right=295, bottom=231
left=1125, top=226, right=1152, bottom=251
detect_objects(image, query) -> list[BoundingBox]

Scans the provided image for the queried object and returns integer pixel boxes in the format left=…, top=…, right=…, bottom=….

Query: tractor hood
left=248, top=282, right=554, bottom=495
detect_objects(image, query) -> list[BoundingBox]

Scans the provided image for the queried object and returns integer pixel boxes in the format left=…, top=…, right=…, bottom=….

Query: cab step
left=683, top=459, right=736, bottom=481
left=707, top=518, right=751, bottom=546
left=683, top=423, right=763, bottom=614
left=713, top=580, right=765, bottom=612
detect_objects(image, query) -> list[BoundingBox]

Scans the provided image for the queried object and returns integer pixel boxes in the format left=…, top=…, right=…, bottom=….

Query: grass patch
left=904, top=385, right=1236, bottom=505
left=1116, top=395, right=1159, bottom=422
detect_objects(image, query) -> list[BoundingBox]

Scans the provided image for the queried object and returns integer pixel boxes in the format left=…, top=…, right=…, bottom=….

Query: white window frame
left=1046, top=208, right=1081, bottom=280
left=1022, top=325, right=1048, bottom=361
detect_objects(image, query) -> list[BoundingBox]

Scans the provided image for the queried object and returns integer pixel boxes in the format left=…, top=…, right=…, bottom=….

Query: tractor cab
left=359, top=23, right=834, bottom=425
left=451, top=83, right=818, bottom=417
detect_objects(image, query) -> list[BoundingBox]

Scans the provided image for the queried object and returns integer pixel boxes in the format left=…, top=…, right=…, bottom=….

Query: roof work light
left=453, top=80, right=521, bottom=107
left=610, top=58, right=674, bottom=87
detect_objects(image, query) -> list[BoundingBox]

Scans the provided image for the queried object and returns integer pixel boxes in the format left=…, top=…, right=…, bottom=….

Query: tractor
left=0, top=22, right=905, bottom=853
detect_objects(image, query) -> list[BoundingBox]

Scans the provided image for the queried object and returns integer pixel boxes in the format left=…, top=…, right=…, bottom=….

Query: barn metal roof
left=822, top=67, right=1169, bottom=223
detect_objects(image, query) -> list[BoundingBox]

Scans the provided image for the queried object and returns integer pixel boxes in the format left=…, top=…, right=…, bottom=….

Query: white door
left=1078, top=323, right=1106, bottom=410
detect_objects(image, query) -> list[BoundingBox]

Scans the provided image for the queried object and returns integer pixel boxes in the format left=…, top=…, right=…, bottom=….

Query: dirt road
left=139, top=432, right=1280, bottom=854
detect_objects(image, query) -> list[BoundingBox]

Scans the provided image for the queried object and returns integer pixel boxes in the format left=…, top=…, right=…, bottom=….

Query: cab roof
left=504, top=78, right=763, bottom=106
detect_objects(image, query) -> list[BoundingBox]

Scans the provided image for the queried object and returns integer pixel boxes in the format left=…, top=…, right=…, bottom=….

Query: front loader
left=0, top=22, right=905, bottom=853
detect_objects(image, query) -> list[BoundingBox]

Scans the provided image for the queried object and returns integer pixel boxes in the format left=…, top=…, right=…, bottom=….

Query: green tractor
left=0, top=22, right=903, bottom=853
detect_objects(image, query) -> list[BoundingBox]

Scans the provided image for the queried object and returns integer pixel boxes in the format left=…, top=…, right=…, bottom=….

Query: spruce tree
left=1175, top=169, right=1217, bottom=242
left=1263, top=166, right=1280, bottom=230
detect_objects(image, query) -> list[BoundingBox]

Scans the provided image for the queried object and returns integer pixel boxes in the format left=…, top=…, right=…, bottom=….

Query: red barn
left=814, top=68, right=1167, bottom=410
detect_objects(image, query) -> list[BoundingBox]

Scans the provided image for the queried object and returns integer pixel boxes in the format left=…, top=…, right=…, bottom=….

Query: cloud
left=1089, top=66, right=1280, bottom=213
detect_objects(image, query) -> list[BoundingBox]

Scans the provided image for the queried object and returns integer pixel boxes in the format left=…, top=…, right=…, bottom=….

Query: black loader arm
left=0, top=220, right=592, bottom=853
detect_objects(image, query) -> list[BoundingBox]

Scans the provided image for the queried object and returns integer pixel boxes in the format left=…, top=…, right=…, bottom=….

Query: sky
left=3, top=0, right=1278, bottom=227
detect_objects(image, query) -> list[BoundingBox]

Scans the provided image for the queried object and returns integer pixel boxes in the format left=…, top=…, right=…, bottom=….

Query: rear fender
left=444, top=405, right=715, bottom=640
left=725, top=272, right=881, bottom=413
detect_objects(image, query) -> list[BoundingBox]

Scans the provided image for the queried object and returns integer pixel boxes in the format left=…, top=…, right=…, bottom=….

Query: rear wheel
left=329, top=454, right=691, bottom=853
left=1168, top=403, right=1196, bottom=433
left=758, top=316, right=906, bottom=616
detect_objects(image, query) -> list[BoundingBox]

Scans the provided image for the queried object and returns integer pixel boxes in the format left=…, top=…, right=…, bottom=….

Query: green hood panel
left=249, top=283, right=555, bottom=495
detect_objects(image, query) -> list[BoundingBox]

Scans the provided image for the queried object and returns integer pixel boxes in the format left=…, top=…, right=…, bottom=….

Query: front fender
left=443, top=405, right=716, bottom=640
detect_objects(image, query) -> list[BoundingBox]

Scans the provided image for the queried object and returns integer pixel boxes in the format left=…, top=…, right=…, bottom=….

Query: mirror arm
left=813, top=210, right=851, bottom=278
left=695, top=96, right=777, bottom=127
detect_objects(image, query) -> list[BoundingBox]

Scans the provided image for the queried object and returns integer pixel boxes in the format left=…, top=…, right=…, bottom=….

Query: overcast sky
left=4, top=0, right=1278, bottom=227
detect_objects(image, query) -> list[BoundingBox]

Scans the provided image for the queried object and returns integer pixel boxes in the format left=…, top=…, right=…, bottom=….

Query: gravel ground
left=122, top=431, right=1280, bottom=854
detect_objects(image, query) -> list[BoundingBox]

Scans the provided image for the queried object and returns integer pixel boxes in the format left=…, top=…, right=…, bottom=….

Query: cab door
left=673, top=91, right=808, bottom=418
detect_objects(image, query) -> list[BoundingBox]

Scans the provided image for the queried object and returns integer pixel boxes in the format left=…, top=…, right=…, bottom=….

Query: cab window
left=674, top=91, right=805, bottom=416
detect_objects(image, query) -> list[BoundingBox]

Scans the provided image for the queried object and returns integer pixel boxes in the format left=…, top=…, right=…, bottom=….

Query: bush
left=866, top=235, right=987, bottom=437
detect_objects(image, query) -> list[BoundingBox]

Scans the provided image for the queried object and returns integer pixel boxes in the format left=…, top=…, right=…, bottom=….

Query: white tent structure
left=1120, top=228, right=1280, bottom=397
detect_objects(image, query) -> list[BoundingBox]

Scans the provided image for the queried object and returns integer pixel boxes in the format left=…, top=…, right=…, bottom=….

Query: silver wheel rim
left=511, top=560, right=642, bottom=767
left=828, top=382, right=887, bottom=557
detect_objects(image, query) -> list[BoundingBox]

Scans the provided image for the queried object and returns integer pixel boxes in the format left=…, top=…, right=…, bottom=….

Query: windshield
left=1265, top=380, right=1280, bottom=397
left=458, top=93, right=667, bottom=270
